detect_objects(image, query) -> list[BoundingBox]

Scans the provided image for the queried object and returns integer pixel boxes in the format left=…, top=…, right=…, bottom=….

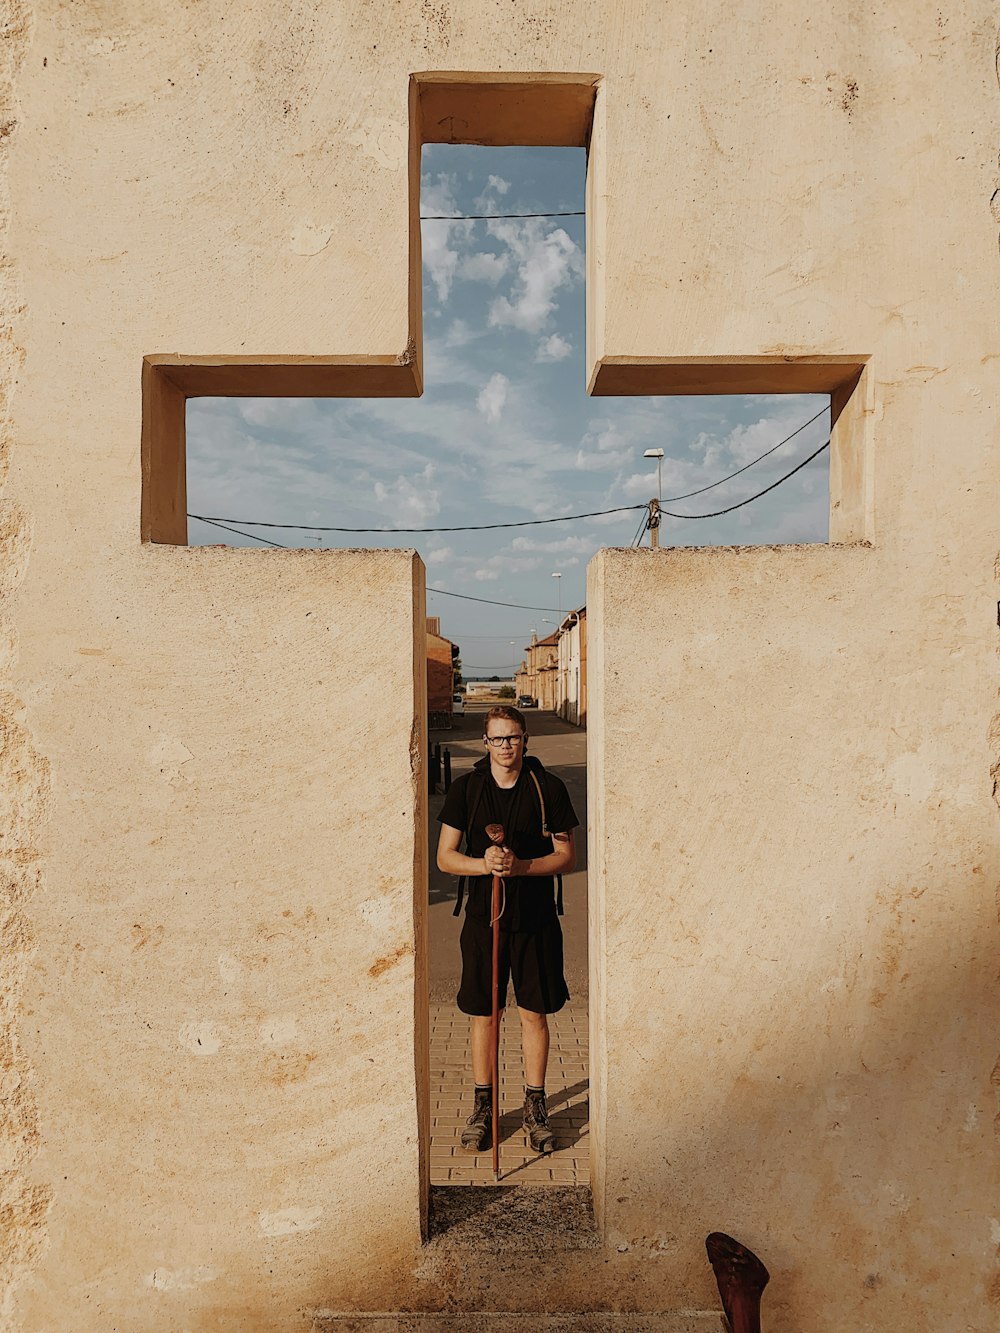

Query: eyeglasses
left=485, top=734, right=525, bottom=748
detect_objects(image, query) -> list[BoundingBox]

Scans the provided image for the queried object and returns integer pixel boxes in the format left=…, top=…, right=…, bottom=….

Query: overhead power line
left=661, top=405, right=829, bottom=503
left=660, top=438, right=830, bottom=519
left=420, top=211, right=584, bottom=220
left=188, top=517, right=565, bottom=610
left=427, top=586, right=561, bottom=612
left=188, top=407, right=829, bottom=537
left=187, top=502, right=645, bottom=535
left=190, top=412, right=831, bottom=562
left=192, top=515, right=287, bottom=546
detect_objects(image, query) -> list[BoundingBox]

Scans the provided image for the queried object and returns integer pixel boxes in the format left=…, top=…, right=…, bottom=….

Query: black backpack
left=452, top=758, right=565, bottom=917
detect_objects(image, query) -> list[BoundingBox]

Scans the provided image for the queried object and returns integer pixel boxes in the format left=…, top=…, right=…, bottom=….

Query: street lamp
left=643, top=449, right=665, bottom=548
left=643, top=448, right=664, bottom=503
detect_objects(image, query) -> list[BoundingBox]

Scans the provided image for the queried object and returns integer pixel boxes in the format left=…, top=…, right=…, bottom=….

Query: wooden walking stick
left=705, top=1232, right=770, bottom=1333
left=485, top=822, right=506, bottom=1181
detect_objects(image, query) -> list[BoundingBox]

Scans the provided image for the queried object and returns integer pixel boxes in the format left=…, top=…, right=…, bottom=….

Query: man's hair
left=483, top=704, right=527, bottom=735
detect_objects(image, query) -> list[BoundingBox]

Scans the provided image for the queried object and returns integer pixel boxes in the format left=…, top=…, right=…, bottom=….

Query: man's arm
left=436, top=823, right=509, bottom=878
left=510, top=829, right=575, bottom=879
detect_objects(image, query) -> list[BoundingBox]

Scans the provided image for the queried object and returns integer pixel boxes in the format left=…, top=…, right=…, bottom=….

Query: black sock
left=526, top=1084, right=545, bottom=1097
left=475, top=1084, right=492, bottom=1096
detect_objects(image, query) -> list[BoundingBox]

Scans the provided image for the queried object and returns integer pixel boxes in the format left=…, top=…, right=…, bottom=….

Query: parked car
left=452, top=693, right=465, bottom=716
left=517, top=695, right=536, bottom=708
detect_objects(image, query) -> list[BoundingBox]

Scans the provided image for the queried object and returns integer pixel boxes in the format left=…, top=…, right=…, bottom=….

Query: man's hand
left=483, top=845, right=513, bottom=877
left=505, top=832, right=575, bottom=880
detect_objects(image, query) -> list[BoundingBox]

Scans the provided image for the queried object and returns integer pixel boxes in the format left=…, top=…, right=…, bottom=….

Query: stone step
left=313, top=1316, right=725, bottom=1332
left=427, top=1183, right=599, bottom=1249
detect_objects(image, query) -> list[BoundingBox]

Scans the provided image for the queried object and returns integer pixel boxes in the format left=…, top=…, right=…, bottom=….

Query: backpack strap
left=527, top=769, right=550, bottom=836
left=453, top=770, right=488, bottom=917
left=527, top=767, right=564, bottom=917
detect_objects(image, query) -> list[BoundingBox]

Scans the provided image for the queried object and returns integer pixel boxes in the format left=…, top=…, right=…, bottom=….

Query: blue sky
left=187, top=145, right=829, bottom=677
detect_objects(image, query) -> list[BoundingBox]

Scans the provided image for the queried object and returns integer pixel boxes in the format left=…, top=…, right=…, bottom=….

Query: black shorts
left=457, top=915, right=570, bottom=1016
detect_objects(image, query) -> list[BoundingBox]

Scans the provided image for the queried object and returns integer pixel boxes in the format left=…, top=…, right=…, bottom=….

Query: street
left=427, top=704, right=588, bottom=1005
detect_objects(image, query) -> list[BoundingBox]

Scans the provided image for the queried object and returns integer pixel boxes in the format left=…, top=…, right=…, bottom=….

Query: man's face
left=484, top=721, right=526, bottom=771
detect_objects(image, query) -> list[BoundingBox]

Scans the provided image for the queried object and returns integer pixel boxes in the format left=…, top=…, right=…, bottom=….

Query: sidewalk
left=429, top=1000, right=590, bottom=1186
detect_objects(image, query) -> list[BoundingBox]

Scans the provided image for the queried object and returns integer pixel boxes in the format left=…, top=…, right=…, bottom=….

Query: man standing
left=436, top=705, right=577, bottom=1155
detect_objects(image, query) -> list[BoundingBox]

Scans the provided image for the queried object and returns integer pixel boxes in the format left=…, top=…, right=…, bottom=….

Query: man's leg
left=517, top=1007, right=549, bottom=1088
left=518, top=1007, right=556, bottom=1154
left=470, top=1010, right=505, bottom=1086
left=457, top=915, right=509, bottom=1154
left=509, top=924, right=567, bottom=1157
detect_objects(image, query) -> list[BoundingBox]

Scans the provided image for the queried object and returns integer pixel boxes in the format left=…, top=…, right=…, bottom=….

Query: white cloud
left=510, top=534, right=593, bottom=554
left=489, top=555, right=540, bottom=573
left=473, top=568, right=500, bottom=581
left=486, top=219, right=584, bottom=334
left=620, top=470, right=661, bottom=501
left=420, top=172, right=474, bottom=302
left=690, top=401, right=827, bottom=472
left=235, top=398, right=321, bottom=433
left=373, top=463, right=440, bottom=526
left=421, top=171, right=461, bottom=218
left=460, top=252, right=510, bottom=284
left=425, top=545, right=453, bottom=564
left=477, top=372, right=509, bottom=423
left=442, top=319, right=476, bottom=348
left=473, top=175, right=512, bottom=212
left=536, top=333, right=572, bottom=362
left=575, top=423, right=633, bottom=472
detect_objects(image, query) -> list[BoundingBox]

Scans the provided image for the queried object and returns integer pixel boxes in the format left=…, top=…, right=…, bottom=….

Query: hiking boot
left=460, top=1089, right=492, bottom=1153
left=523, top=1089, right=556, bottom=1154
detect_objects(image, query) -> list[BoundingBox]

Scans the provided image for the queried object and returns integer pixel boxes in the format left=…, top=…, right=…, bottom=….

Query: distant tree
left=452, top=644, right=462, bottom=691
left=497, top=685, right=516, bottom=699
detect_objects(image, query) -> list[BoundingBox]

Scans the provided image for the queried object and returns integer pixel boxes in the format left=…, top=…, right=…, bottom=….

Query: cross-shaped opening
left=142, top=73, right=872, bottom=549
left=139, top=71, right=873, bottom=1235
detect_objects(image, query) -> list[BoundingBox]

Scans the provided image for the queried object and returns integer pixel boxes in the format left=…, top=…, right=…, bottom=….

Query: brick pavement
left=429, top=1000, right=589, bottom=1186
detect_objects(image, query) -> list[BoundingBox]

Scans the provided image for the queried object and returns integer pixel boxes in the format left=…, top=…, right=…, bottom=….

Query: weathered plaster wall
left=0, top=2, right=52, bottom=1325
left=585, top=6, right=1000, bottom=1328
left=1, top=0, right=997, bottom=1329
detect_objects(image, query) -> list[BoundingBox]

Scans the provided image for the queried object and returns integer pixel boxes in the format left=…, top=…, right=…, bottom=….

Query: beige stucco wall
left=585, top=5, right=1000, bottom=1327
left=1, top=0, right=997, bottom=1329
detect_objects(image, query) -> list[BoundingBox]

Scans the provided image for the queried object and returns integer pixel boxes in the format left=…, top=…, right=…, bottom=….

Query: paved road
left=427, top=705, right=588, bottom=1004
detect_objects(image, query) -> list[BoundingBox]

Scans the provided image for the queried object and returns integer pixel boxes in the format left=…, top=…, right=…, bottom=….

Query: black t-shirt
left=438, top=759, right=579, bottom=932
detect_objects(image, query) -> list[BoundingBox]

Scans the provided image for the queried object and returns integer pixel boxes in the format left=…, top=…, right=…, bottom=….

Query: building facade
left=426, top=616, right=457, bottom=728
left=556, top=606, right=586, bottom=726
left=2, top=4, right=997, bottom=1329
left=515, top=630, right=560, bottom=710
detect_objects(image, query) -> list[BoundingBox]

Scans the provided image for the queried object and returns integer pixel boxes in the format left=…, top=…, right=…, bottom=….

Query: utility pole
left=643, top=448, right=664, bottom=548
left=648, top=497, right=661, bottom=547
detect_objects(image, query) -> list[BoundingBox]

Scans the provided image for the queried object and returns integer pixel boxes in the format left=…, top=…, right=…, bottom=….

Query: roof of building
left=526, top=631, right=560, bottom=650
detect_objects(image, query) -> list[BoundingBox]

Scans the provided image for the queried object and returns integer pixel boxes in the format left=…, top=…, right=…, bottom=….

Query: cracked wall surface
left=0, top=1, right=52, bottom=1324
left=2, top=2, right=999, bottom=1330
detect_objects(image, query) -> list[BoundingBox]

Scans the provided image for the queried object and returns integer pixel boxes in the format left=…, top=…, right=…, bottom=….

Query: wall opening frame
left=139, top=70, right=875, bottom=1239
left=142, top=72, right=872, bottom=548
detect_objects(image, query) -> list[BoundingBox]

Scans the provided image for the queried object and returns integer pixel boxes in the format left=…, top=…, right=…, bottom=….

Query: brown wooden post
left=705, top=1232, right=770, bottom=1333
left=486, top=822, right=506, bottom=1181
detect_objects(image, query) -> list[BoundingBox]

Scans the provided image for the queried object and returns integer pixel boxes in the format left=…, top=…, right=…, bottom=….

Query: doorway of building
left=428, top=695, right=590, bottom=1187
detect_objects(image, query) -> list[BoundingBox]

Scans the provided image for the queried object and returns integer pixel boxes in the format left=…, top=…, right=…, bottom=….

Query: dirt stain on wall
left=369, top=943, right=413, bottom=978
